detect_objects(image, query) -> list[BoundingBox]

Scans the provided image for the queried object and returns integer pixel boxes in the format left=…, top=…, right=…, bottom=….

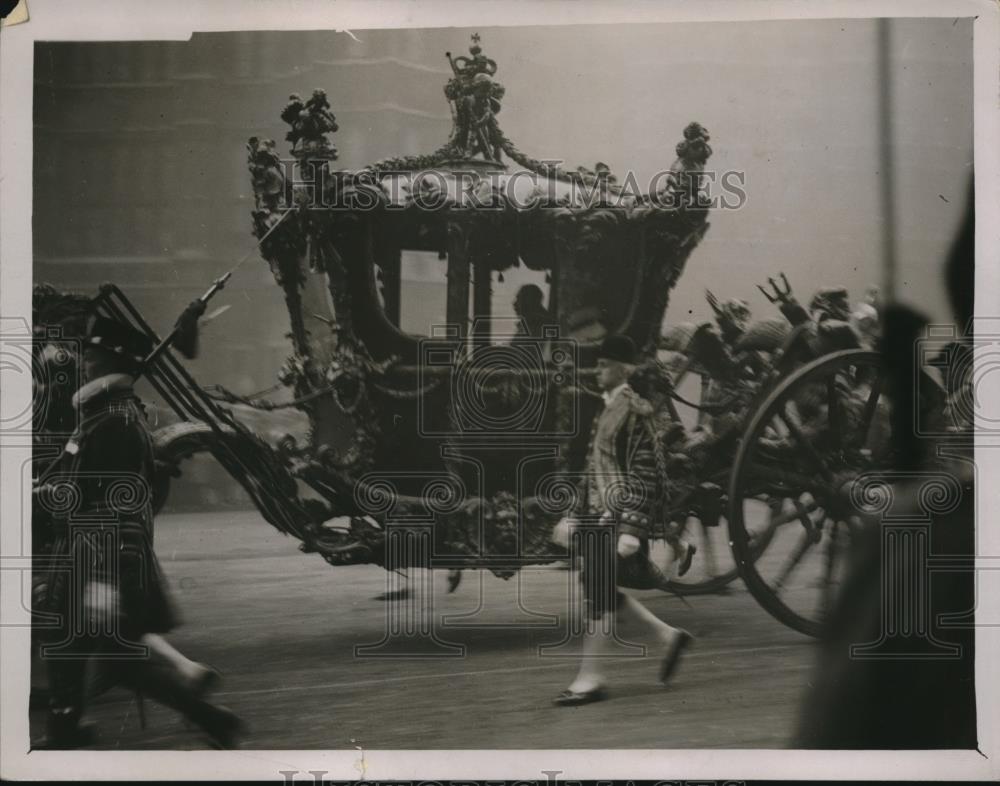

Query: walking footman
left=551, top=335, right=694, bottom=705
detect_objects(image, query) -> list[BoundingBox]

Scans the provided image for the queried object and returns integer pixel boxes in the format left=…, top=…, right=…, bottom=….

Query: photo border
left=2, top=0, right=998, bottom=780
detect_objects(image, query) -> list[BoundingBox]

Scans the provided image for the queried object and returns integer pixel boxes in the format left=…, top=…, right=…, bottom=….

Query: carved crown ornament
left=247, top=33, right=715, bottom=225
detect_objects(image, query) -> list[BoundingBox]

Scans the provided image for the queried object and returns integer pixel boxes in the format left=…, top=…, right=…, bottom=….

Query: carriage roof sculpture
left=35, top=35, right=911, bottom=638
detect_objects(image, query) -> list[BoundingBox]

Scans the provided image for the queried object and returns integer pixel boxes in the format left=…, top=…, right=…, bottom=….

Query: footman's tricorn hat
left=84, top=315, right=154, bottom=364
left=597, top=334, right=637, bottom=365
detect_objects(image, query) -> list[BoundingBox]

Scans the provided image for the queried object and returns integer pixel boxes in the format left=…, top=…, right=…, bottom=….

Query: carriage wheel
left=728, top=349, right=889, bottom=636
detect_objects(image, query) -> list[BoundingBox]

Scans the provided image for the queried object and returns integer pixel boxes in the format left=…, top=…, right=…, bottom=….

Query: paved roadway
left=30, top=510, right=820, bottom=750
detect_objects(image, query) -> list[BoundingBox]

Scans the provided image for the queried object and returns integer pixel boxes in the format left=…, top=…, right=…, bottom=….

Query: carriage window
left=386, top=250, right=551, bottom=343
left=394, top=250, right=449, bottom=336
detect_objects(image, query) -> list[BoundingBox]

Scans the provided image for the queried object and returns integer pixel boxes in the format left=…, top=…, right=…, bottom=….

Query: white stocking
left=141, top=633, right=208, bottom=687
left=567, top=612, right=616, bottom=693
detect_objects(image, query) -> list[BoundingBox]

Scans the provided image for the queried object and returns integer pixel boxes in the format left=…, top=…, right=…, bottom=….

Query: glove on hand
left=617, top=533, right=641, bottom=557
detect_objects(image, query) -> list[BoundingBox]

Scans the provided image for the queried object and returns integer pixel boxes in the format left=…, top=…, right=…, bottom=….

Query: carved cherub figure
left=280, top=89, right=339, bottom=159
left=443, top=35, right=506, bottom=160
left=246, top=137, right=284, bottom=211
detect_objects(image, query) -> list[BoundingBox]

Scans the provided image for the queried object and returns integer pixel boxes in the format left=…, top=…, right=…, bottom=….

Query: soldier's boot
left=122, top=660, right=244, bottom=749
left=39, top=705, right=98, bottom=750
left=39, top=637, right=98, bottom=749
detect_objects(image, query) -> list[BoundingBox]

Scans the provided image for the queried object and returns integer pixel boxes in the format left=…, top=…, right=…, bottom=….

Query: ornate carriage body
left=33, top=36, right=916, bottom=637
left=240, top=36, right=715, bottom=562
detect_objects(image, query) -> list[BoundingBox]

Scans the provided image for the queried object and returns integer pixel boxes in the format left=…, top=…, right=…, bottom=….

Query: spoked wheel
left=728, top=349, right=890, bottom=636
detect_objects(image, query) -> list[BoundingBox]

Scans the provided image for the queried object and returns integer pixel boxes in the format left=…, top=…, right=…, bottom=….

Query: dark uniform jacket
left=572, top=383, right=671, bottom=600
left=573, top=384, right=664, bottom=540
left=37, top=374, right=177, bottom=639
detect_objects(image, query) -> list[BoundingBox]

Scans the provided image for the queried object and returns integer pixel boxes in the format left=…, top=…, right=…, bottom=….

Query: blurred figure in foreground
left=795, top=186, right=976, bottom=748
left=35, top=316, right=244, bottom=749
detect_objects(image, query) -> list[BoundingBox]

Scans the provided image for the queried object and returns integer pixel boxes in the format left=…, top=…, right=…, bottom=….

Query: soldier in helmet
left=809, top=286, right=852, bottom=323
left=34, top=316, right=244, bottom=749
left=550, top=334, right=694, bottom=706
left=851, top=285, right=881, bottom=349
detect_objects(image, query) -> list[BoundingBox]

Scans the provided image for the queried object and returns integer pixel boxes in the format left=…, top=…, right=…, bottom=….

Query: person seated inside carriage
left=511, top=283, right=553, bottom=344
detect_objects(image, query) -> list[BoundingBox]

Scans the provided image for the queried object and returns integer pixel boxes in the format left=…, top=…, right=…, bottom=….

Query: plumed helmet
left=809, top=287, right=851, bottom=322
left=83, top=315, right=153, bottom=364
left=597, top=334, right=637, bottom=365
left=719, top=297, right=752, bottom=331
